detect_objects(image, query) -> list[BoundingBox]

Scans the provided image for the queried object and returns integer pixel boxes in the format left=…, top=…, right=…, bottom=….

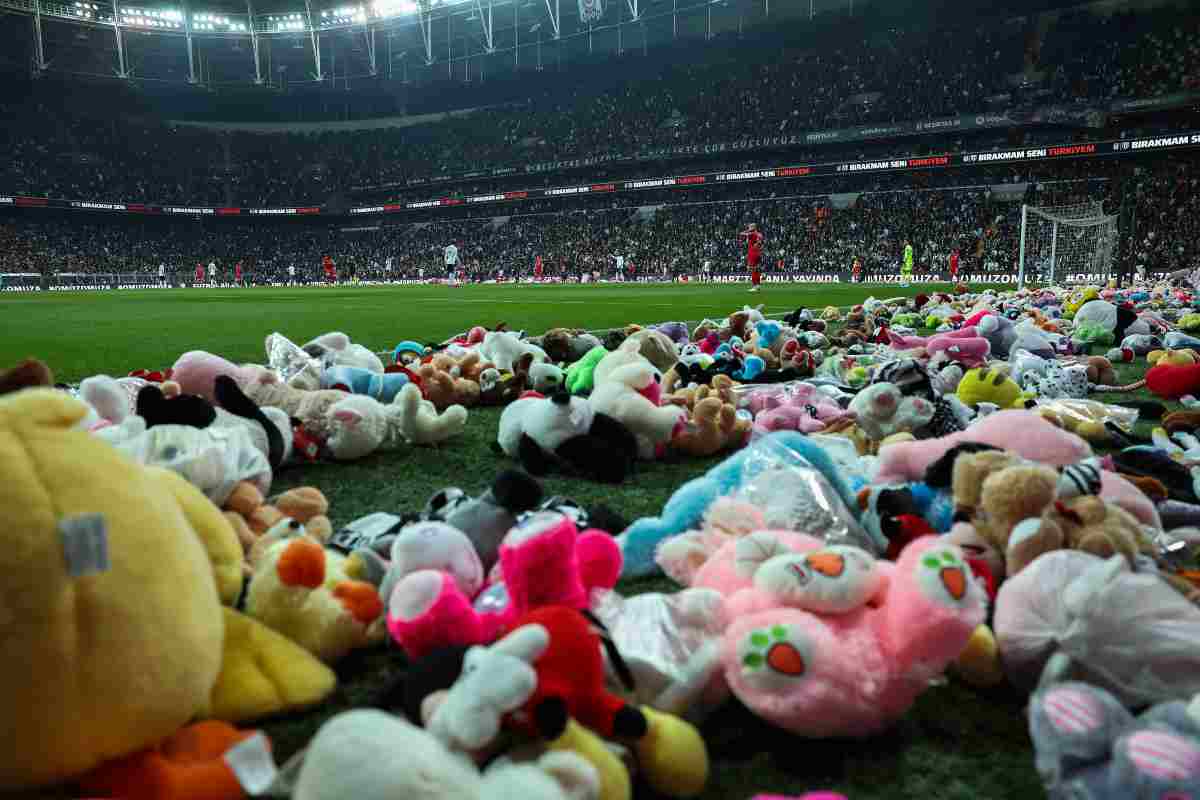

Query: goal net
left=1017, top=201, right=1119, bottom=289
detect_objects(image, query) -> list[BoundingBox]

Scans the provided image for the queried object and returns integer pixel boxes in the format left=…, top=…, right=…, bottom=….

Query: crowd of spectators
left=4, top=151, right=1195, bottom=285
left=0, top=6, right=1197, bottom=208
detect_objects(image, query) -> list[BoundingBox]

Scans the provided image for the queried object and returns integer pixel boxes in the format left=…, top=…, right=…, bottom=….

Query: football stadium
left=2, top=0, right=1200, bottom=797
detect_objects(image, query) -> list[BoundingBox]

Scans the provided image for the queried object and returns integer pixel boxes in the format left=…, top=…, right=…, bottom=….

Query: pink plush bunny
left=887, top=326, right=979, bottom=350
left=696, top=531, right=985, bottom=737
left=751, top=384, right=853, bottom=436
left=924, top=335, right=991, bottom=368
left=386, top=510, right=622, bottom=659
left=172, top=350, right=269, bottom=402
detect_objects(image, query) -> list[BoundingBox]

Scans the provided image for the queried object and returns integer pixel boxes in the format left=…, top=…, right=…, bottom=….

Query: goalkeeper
left=901, top=239, right=914, bottom=287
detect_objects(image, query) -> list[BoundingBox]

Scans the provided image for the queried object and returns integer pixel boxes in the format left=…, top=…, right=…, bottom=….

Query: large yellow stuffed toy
left=0, top=389, right=335, bottom=792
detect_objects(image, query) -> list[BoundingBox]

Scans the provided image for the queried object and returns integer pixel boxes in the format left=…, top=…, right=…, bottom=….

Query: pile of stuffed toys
left=3, top=282, right=1200, bottom=800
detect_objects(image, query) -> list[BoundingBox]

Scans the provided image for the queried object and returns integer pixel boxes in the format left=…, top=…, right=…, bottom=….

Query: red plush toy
left=1145, top=362, right=1200, bottom=400
left=506, top=606, right=647, bottom=742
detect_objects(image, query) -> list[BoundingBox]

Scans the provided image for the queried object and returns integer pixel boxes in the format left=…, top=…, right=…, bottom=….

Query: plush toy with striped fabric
left=1029, top=676, right=1200, bottom=799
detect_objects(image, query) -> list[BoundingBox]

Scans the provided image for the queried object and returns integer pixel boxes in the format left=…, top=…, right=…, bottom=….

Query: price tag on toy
left=60, top=514, right=110, bottom=577
left=225, top=732, right=277, bottom=795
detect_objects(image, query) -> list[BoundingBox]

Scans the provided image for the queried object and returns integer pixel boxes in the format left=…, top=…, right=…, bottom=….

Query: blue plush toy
left=617, top=431, right=861, bottom=578
left=393, top=341, right=426, bottom=365
left=735, top=354, right=766, bottom=381
left=322, top=365, right=409, bottom=403
left=755, top=319, right=783, bottom=349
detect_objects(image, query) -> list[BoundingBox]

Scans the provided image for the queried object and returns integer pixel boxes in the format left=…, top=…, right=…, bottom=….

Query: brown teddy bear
left=223, top=482, right=333, bottom=572
left=670, top=397, right=751, bottom=457
left=951, top=451, right=1152, bottom=578
left=417, top=361, right=480, bottom=410
left=626, top=328, right=679, bottom=374
left=0, top=358, right=54, bottom=396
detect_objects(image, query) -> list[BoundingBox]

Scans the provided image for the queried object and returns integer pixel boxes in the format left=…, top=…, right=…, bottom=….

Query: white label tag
left=59, top=514, right=110, bottom=577
left=224, top=732, right=277, bottom=796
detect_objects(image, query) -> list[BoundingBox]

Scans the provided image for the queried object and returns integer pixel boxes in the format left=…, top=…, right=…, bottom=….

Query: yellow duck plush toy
left=0, top=389, right=335, bottom=792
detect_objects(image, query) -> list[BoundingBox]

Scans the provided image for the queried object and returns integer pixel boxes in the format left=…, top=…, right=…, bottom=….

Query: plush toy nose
left=550, top=392, right=570, bottom=406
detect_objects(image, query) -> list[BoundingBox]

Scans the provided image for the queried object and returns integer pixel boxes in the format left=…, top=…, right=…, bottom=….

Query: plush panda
left=495, top=392, right=638, bottom=484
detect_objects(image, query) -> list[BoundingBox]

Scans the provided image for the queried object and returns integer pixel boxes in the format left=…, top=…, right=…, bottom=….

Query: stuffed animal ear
left=216, top=375, right=285, bottom=469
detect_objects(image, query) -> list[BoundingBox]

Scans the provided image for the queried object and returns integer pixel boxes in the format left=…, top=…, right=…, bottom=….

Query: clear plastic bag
left=733, top=436, right=875, bottom=553
left=265, top=332, right=319, bottom=385
left=1034, top=398, right=1139, bottom=440
left=590, top=587, right=729, bottom=721
left=994, top=550, right=1200, bottom=707
left=111, top=423, right=271, bottom=506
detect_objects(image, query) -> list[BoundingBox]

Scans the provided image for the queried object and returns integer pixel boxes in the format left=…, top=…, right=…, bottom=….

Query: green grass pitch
left=4, top=283, right=1054, bottom=799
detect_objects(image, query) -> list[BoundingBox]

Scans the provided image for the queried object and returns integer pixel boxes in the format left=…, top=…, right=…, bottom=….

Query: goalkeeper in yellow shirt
left=901, top=239, right=914, bottom=287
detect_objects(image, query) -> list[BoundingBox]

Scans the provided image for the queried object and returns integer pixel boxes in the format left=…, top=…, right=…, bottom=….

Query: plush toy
left=0, top=390, right=335, bottom=792
left=947, top=451, right=1153, bottom=577
left=872, top=410, right=1094, bottom=486
left=0, top=357, right=54, bottom=395
left=956, top=367, right=1032, bottom=409
left=848, top=383, right=935, bottom=440
left=1029, top=678, right=1200, bottom=800
left=618, top=432, right=862, bottom=578
left=172, top=350, right=273, bottom=404
left=385, top=511, right=622, bottom=660
left=495, top=392, right=639, bottom=483
left=925, top=334, right=991, bottom=368
left=326, top=382, right=468, bottom=459
left=322, top=364, right=410, bottom=403
left=245, top=533, right=386, bottom=663
left=590, top=339, right=688, bottom=459
left=293, top=709, right=601, bottom=800
left=530, top=362, right=566, bottom=394
left=1035, top=398, right=1130, bottom=444
left=566, top=346, right=609, bottom=395
left=626, top=328, right=680, bottom=374
left=752, top=387, right=853, bottom=436
left=974, top=312, right=1018, bottom=358
left=302, top=331, right=385, bottom=373
left=76, top=720, right=268, bottom=800
left=692, top=532, right=985, bottom=737
left=505, top=606, right=710, bottom=798
left=534, top=328, right=605, bottom=364
left=481, top=331, right=548, bottom=372
left=671, top=397, right=751, bottom=457
left=479, top=355, right=534, bottom=406
left=1146, top=361, right=1200, bottom=400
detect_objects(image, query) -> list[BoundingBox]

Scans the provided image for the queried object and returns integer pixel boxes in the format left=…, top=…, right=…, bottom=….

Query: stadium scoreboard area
left=2, top=132, right=1198, bottom=219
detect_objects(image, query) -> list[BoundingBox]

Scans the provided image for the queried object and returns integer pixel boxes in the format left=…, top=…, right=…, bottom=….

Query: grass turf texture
left=3, top=282, right=1149, bottom=799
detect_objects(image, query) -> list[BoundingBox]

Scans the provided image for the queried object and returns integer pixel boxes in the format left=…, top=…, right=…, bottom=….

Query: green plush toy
left=1071, top=323, right=1114, bottom=349
left=891, top=313, right=922, bottom=328
left=1179, top=313, right=1200, bottom=333
left=565, top=345, right=608, bottom=395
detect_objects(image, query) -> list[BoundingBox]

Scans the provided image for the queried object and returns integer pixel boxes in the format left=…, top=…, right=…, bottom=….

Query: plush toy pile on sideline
left=3, top=284, right=1200, bottom=800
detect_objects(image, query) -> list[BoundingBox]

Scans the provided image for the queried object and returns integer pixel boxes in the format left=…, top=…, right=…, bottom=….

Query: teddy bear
left=625, top=328, right=680, bottom=374
left=530, top=362, right=566, bottom=394
left=0, top=389, right=337, bottom=792
left=222, top=482, right=331, bottom=566
left=496, top=392, right=639, bottom=484
left=671, top=397, right=752, bottom=458
left=384, top=510, right=622, bottom=660
left=687, top=531, right=985, bottom=737
left=302, top=331, right=385, bottom=373
left=0, top=357, right=54, bottom=395
left=590, top=339, right=688, bottom=460
left=949, top=450, right=1152, bottom=578
left=418, top=360, right=480, bottom=410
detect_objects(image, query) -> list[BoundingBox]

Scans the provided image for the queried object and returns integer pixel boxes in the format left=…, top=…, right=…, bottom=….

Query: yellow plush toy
left=245, top=530, right=387, bottom=664
left=1148, top=348, right=1200, bottom=366
left=955, top=366, right=1032, bottom=409
left=0, top=389, right=335, bottom=792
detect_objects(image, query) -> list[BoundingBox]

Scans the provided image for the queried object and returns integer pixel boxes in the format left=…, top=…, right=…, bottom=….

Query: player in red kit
left=195, top=262, right=205, bottom=285
left=534, top=255, right=543, bottom=282
left=234, top=261, right=244, bottom=287
left=322, top=255, right=336, bottom=285
left=949, top=248, right=960, bottom=282
left=739, top=223, right=764, bottom=292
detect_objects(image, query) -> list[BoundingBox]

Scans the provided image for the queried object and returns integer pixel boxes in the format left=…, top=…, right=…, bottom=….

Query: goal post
left=1016, top=201, right=1119, bottom=289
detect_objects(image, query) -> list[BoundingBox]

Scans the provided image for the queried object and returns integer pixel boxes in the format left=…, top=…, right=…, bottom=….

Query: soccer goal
left=1016, top=201, right=1119, bottom=289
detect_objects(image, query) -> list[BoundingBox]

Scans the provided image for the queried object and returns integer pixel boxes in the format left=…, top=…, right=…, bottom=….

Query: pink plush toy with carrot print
left=685, top=531, right=985, bottom=737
